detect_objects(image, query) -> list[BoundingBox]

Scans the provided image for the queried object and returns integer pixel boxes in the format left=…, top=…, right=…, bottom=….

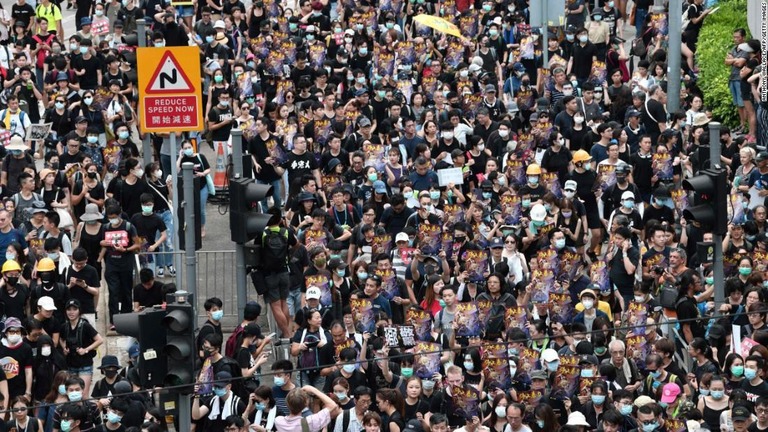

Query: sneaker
left=168, top=266, right=176, bottom=277
left=156, top=267, right=165, bottom=278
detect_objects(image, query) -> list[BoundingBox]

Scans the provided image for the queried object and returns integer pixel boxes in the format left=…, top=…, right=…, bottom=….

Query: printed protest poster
left=483, top=343, right=507, bottom=359
left=483, top=357, right=512, bottom=390
left=626, top=334, right=650, bottom=369
left=350, top=298, right=374, bottom=334
left=476, top=299, right=493, bottom=327
left=454, top=302, right=481, bottom=337
left=627, top=302, right=648, bottom=334
left=407, top=308, right=432, bottom=341
left=413, top=342, right=441, bottom=379
left=594, top=164, right=617, bottom=192
left=670, top=188, right=689, bottom=216
left=589, top=260, right=610, bottom=293
left=450, top=385, right=480, bottom=420
left=372, top=234, right=393, bottom=256
left=560, top=250, right=582, bottom=281
left=505, top=306, right=529, bottom=336
left=589, top=61, right=607, bottom=86
left=501, top=194, right=522, bottom=225
left=652, top=152, right=673, bottom=180
left=305, top=273, right=332, bottom=306
left=375, top=269, right=399, bottom=300
left=399, top=247, right=416, bottom=266
left=27, top=123, right=52, bottom=141
left=517, top=390, right=543, bottom=413
left=549, top=293, right=573, bottom=324
left=419, top=224, right=441, bottom=254
left=444, top=204, right=465, bottom=228
left=537, top=248, right=559, bottom=277
left=304, top=229, right=328, bottom=248
left=540, top=172, right=562, bottom=198
left=464, top=250, right=488, bottom=282
left=518, top=348, right=541, bottom=375
left=530, top=269, right=554, bottom=303
left=552, top=365, right=580, bottom=399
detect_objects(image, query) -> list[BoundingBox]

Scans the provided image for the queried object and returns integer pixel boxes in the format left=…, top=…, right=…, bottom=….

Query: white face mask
left=41, top=346, right=52, bottom=356
left=582, top=299, right=594, bottom=309
left=499, top=129, right=509, bottom=138
left=574, top=116, right=584, bottom=124
left=477, top=144, right=485, bottom=151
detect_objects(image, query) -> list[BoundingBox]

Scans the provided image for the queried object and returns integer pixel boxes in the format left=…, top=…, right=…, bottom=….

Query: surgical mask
left=580, top=368, right=594, bottom=378
left=574, top=116, right=584, bottom=124
left=368, top=173, right=378, bottom=182
left=359, top=48, right=368, bottom=56
left=591, top=394, right=605, bottom=405
left=732, top=365, right=745, bottom=377
left=357, top=272, right=368, bottom=281
left=134, top=169, right=144, bottom=177
left=561, top=211, right=572, bottom=218
left=68, top=391, right=83, bottom=402
left=61, top=421, right=74, bottom=432
left=5, top=252, right=16, bottom=262
left=495, top=406, right=506, bottom=417
left=155, top=170, right=163, bottom=179
left=95, top=9, right=104, bottom=16
left=482, top=192, right=492, bottom=200
left=155, top=41, right=165, bottom=48
left=357, top=76, right=367, bottom=84
left=336, top=269, right=346, bottom=278
left=274, top=376, right=286, bottom=387
left=583, top=162, right=592, bottom=171
left=711, top=390, right=725, bottom=399
left=623, top=200, right=634, bottom=209
left=649, top=370, right=662, bottom=379
left=745, top=368, right=758, bottom=380
left=422, top=380, right=435, bottom=391
left=401, top=367, right=413, bottom=377
left=184, top=148, right=194, bottom=157
left=563, top=89, right=574, bottom=96
left=386, top=22, right=394, bottom=29
left=118, top=131, right=130, bottom=140
left=593, top=14, right=603, bottom=21
left=87, top=136, right=98, bottom=144
left=482, top=4, right=492, bottom=11
left=537, top=420, right=545, bottom=429
left=307, top=34, right=315, bottom=41
left=705, top=277, right=714, bottom=285
left=443, top=132, right=454, bottom=140
left=608, top=1, right=615, bottom=6
left=70, top=43, right=79, bottom=51
left=642, top=422, right=657, bottom=432
left=6, top=334, right=21, bottom=345
left=555, top=239, right=566, bottom=250
left=430, top=191, right=440, bottom=200
left=522, top=199, right=531, bottom=208
left=142, top=205, right=153, bottom=215
left=566, top=34, right=574, bottom=41
left=739, top=267, right=753, bottom=276
left=698, top=388, right=710, bottom=396
left=377, top=90, right=386, bottom=98
left=342, top=364, right=356, bottom=373
left=620, top=404, right=633, bottom=416
left=58, top=384, right=67, bottom=395
left=582, top=299, right=594, bottom=310
left=464, top=361, right=474, bottom=371
left=477, top=144, right=485, bottom=152
left=489, top=29, right=498, bottom=37
left=107, top=412, right=122, bottom=424
left=213, top=387, right=227, bottom=397
left=212, top=310, right=224, bottom=321
left=460, top=70, right=469, bottom=78
left=256, top=402, right=267, bottom=410
left=55, top=102, right=65, bottom=110
left=84, top=97, right=93, bottom=106
left=634, top=295, right=645, bottom=303
left=528, top=176, right=539, bottom=185
left=41, top=345, right=52, bottom=357
left=335, top=391, right=348, bottom=400
left=206, top=36, right=214, bottom=43
left=48, top=252, right=60, bottom=261
left=579, top=35, right=588, bottom=43
left=438, top=299, right=446, bottom=308
left=80, top=46, right=89, bottom=54
left=546, top=361, right=559, bottom=372
left=499, top=129, right=509, bottom=138
left=403, top=191, right=413, bottom=199
left=220, top=100, right=229, bottom=107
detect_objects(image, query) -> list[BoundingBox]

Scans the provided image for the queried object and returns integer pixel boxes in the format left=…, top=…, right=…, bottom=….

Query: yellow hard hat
left=2, top=260, right=21, bottom=273
left=526, top=164, right=542, bottom=175
left=572, top=150, right=592, bottom=164
left=37, top=258, right=56, bottom=272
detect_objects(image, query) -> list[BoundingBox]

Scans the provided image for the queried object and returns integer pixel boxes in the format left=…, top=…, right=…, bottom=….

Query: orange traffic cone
left=213, top=141, right=227, bottom=190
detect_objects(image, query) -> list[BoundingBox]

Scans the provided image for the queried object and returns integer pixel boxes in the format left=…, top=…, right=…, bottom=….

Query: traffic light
left=162, top=298, right=196, bottom=393
left=682, top=168, right=728, bottom=235
left=113, top=309, right=167, bottom=388
left=229, top=177, right=273, bottom=244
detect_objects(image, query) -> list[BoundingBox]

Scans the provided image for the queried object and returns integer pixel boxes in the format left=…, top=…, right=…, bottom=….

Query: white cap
left=38, top=296, right=57, bottom=311
left=621, top=191, right=635, bottom=200
left=564, top=180, right=577, bottom=191
left=541, top=348, right=559, bottom=363
left=306, top=25, right=316, bottom=33
left=306, top=287, right=321, bottom=300
left=530, top=204, right=547, bottom=222
left=566, top=412, right=591, bottom=427
left=213, top=20, right=226, bottom=29
left=468, top=64, right=482, bottom=73
left=395, top=233, right=409, bottom=243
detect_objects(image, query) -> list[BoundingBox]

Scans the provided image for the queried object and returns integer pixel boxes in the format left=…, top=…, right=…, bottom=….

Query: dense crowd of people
left=0, top=0, right=767, bottom=431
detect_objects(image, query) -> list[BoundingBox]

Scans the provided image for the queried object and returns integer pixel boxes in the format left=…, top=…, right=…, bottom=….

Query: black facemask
left=87, top=172, right=97, bottom=179
left=6, top=277, right=18, bottom=286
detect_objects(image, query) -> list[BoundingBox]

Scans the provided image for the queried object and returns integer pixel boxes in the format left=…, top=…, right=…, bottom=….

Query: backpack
left=334, top=408, right=352, bottom=432
left=297, top=328, right=326, bottom=376
left=63, top=318, right=97, bottom=358
left=645, top=373, right=678, bottom=392
left=224, top=324, right=246, bottom=358
left=260, top=227, right=289, bottom=271
left=218, top=356, right=247, bottom=399
left=659, top=282, right=685, bottom=310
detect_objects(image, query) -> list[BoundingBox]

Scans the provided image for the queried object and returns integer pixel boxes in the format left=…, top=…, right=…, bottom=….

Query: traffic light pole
left=667, top=0, right=682, bottom=114
left=232, top=130, right=247, bottom=321
left=709, top=122, right=725, bottom=304
left=171, top=133, right=182, bottom=288
left=182, top=163, right=197, bottom=303
left=137, top=18, right=153, bottom=166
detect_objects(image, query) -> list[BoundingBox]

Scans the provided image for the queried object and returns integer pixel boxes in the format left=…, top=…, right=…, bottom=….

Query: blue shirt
left=0, top=228, right=28, bottom=267
left=408, top=170, right=439, bottom=191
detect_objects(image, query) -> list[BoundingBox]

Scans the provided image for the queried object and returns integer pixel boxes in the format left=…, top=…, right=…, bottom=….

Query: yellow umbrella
left=413, top=14, right=464, bottom=39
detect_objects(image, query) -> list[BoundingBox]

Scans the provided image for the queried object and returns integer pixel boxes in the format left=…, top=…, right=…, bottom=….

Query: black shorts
left=263, top=272, right=290, bottom=303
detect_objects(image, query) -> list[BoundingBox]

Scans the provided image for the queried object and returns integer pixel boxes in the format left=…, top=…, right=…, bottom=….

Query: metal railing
left=134, top=250, right=257, bottom=323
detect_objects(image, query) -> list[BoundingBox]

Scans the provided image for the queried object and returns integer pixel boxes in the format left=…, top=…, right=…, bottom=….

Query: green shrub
left=696, top=0, right=749, bottom=126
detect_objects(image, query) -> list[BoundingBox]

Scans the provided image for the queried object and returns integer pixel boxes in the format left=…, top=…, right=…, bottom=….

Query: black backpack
left=659, top=282, right=684, bottom=310
left=260, top=227, right=288, bottom=271
left=218, top=356, right=247, bottom=399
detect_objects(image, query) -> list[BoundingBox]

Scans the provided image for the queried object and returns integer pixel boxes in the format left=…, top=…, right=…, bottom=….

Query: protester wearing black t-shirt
left=131, top=268, right=165, bottom=311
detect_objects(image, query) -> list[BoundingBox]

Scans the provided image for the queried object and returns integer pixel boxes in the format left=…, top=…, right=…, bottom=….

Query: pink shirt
left=275, top=408, right=332, bottom=432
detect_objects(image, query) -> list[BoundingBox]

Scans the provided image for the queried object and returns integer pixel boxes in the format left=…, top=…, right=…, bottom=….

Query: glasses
left=286, top=95, right=294, bottom=99
left=364, top=212, right=375, bottom=216
left=505, top=240, right=515, bottom=244
left=641, top=420, right=657, bottom=426
left=564, top=189, right=576, bottom=193
left=11, top=407, right=25, bottom=413
left=56, top=100, right=65, bottom=103
left=757, top=409, right=768, bottom=414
